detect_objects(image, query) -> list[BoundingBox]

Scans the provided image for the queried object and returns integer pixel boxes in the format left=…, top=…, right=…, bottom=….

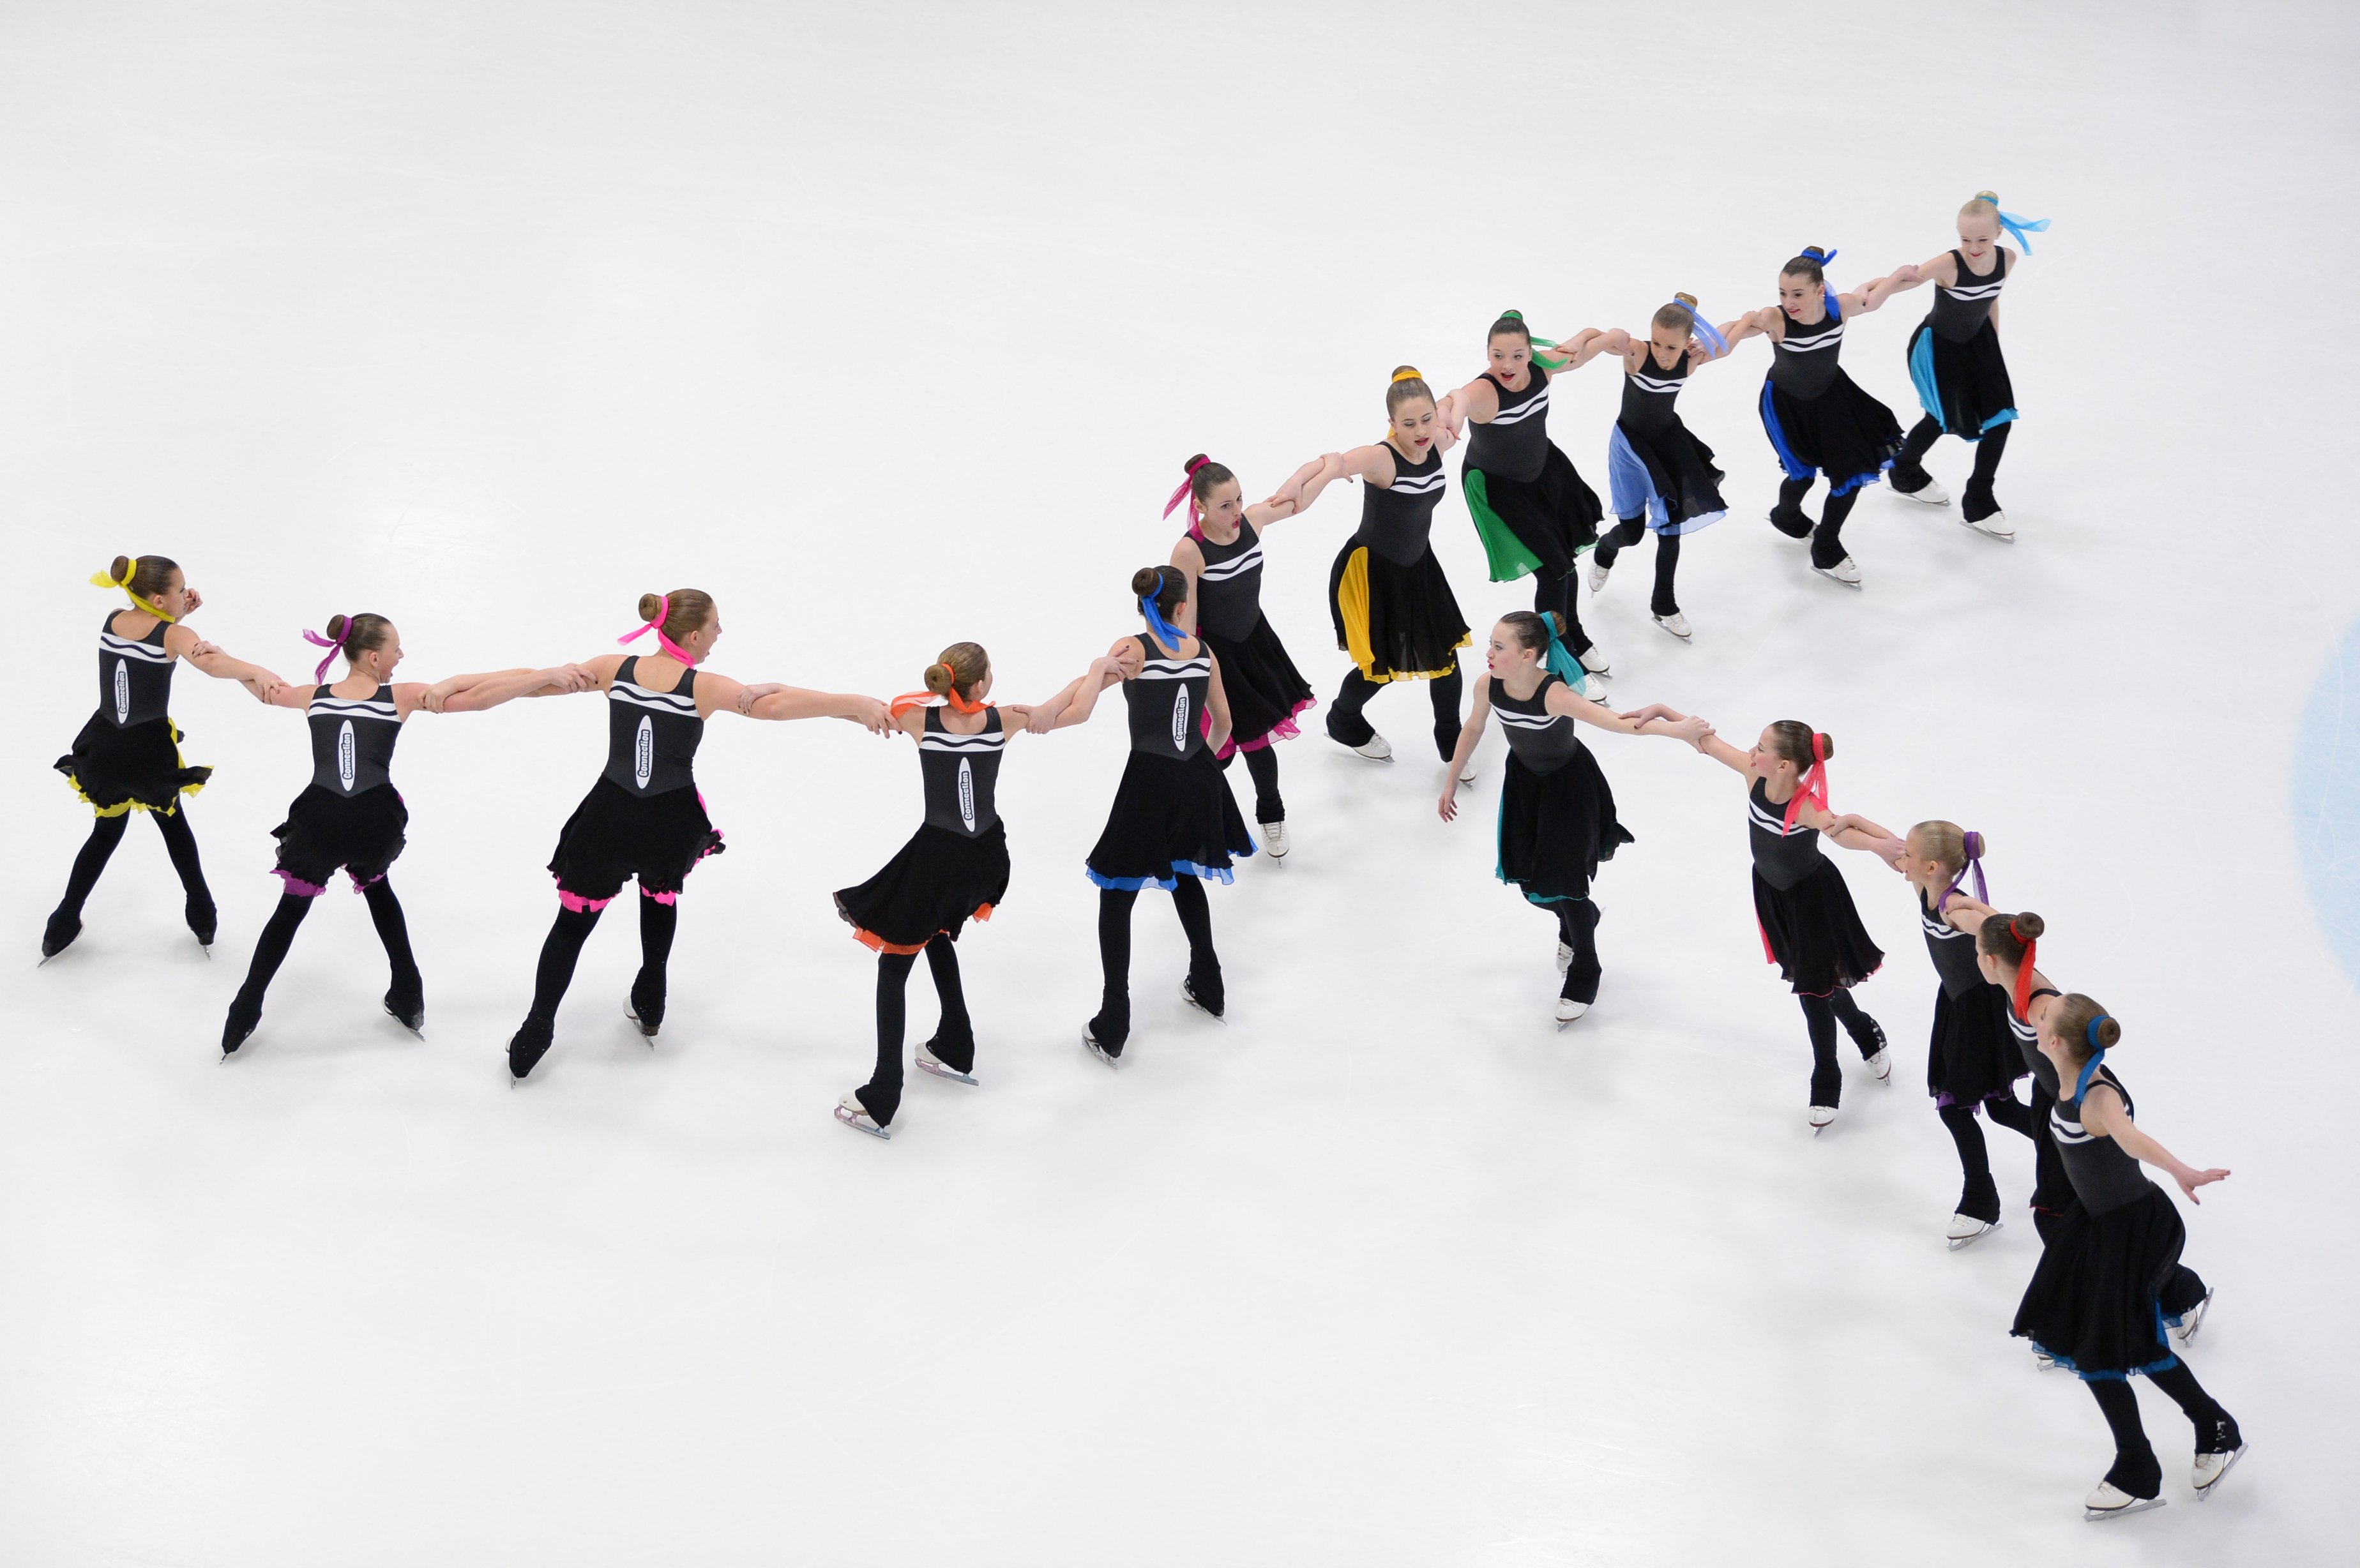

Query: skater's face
left=2034, top=1015, right=2087, bottom=1078
left=1974, top=949, right=2009, bottom=987
left=1483, top=622, right=1539, bottom=676
left=1956, top=212, right=2001, bottom=264
left=1388, top=396, right=1440, bottom=456
left=360, top=624, right=405, bottom=679
left=1777, top=275, right=1823, bottom=322
left=1486, top=333, right=1531, bottom=384
left=149, top=569, right=193, bottom=621
left=1647, top=324, right=1688, bottom=366
left=1898, top=830, right=1946, bottom=888
left=1747, top=726, right=1790, bottom=781
left=679, top=608, right=720, bottom=661
left=1199, top=479, right=1244, bottom=532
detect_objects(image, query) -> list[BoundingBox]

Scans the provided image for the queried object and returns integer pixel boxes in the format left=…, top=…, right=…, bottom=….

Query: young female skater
left=1165, top=452, right=1326, bottom=859
left=1861, top=192, right=2048, bottom=538
left=506, top=590, right=889, bottom=1082
left=1968, top=912, right=2079, bottom=1249
left=1622, top=707, right=1891, bottom=1126
left=1436, top=313, right=1612, bottom=682
left=1883, top=822, right=2038, bottom=1245
left=1720, top=248, right=1905, bottom=587
left=1289, top=368, right=1474, bottom=766
left=2013, top=996, right=2244, bottom=1519
left=218, top=614, right=591, bottom=1057
left=1437, top=612, right=1707, bottom=1023
left=829, top=643, right=1097, bottom=1138
left=1054, top=566, right=1255, bottom=1065
left=47, top=555, right=286, bottom=960
left=1582, top=296, right=1732, bottom=639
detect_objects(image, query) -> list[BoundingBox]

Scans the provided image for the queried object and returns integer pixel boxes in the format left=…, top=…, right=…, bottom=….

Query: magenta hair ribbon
left=1940, top=829, right=1988, bottom=909
left=617, top=594, right=699, bottom=664
left=1163, top=456, right=1211, bottom=522
left=301, top=624, right=349, bottom=681
left=1781, top=732, right=1831, bottom=833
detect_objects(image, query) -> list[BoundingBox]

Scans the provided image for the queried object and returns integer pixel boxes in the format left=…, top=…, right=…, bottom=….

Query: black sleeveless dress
left=1606, top=348, right=1727, bottom=535
left=56, top=612, right=213, bottom=815
left=1757, top=303, right=1904, bottom=496
left=1907, top=248, right=2017, bottom=439
left=1189, top=518, right=1314, bottom=752
left=1085, top=635, right=1256, bottom=889
left=1490, top=674, right=1631, bottom=903
left=547, top=656, right=725, bottom=907
left=1747, top=778, right=1882, bottom=995
left=1918, top=885, right=2027, bottom=1106
left=1328, top=442, right=1471, bottom=682
left=835, top=706, right=1013, bottom=953
left=1460, top=365, right=1603, bottom=583
left=2013, top=1062, right=2205, bottom=1379
left=269, top=683, right=410, bottom=893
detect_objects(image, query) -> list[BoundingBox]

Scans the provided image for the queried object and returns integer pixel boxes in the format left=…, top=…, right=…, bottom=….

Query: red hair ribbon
left=2009, top=917, right=2038, bottom=1020
left=617, top=594, right=699, bottom=665
left=1162, top=456, right=1211, bottom=522
left=1781, top=732, right=1830, bottom=833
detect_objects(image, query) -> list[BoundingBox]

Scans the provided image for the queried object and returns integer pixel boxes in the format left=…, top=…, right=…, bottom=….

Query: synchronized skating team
left=39, top=196, right=2246, bottom=1521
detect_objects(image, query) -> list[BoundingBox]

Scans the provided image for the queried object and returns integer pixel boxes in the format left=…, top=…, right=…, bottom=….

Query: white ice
left=3, top=3, right=2356, bottom=1564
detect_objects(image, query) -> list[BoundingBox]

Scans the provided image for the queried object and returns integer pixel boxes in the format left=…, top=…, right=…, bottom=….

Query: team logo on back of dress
left=957, top=759, right=976, bottom=833
left=337, top=721, right=357, bottom=792
left=113, top=661, right=130, bottom=724
left=1170, top=689, right=1189, bottom=751
left=634, top=716, right=654, bottom=790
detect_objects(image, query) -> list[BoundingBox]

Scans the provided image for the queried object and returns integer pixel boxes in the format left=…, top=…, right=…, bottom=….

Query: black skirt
left=1202, top=614, right=1315, bottom=753
left=547, top=776, right=724, bottom=907
left=55, top=713, right=212, bottom=815
left=835, top=820, right=1010, bottom=954
left=1607, top=418, right=1727, bottom=534
left=1085, top=749, right=1255, bottom=891
left=1464, top=442, right=1604, bottom=582
left=1329, top=540, right=1471, bottom=683
left=1928, top=982, right=2029, bottom=1105
left=1497, top=746, right=1633, bottom=904
left=1759, top=372, right=1905, bottom=497
left=2013, top=1184, right=2188, bottom=1379
left=1753, top=859, right=1883, bottom=996
left=1908, top=318, right=2016, bottom=439
left=271, top=783, right=409, bottom=893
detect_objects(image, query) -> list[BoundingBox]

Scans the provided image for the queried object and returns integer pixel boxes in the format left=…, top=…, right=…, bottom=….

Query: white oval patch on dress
left=338, top=720, right=357, bottom=791
left=113, top=660, right=130, bottom=725
left=1170, top=688, right=1190, bottom=751
left=634, top=715, right=654, bottom=789
left=957, top=758, right=976, bottom=833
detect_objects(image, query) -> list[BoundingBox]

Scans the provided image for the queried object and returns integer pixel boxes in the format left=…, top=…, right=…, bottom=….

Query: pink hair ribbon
left=1781, top=732, right=1830, bottom=833
left=1163, top=456, right=1211, bottom=522
left=618, top=594, right=699, bottom=664
left=301, top=624, right=349, bottom=681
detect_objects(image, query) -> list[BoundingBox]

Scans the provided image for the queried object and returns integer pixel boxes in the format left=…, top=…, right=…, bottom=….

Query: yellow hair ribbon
left=1390, top=367, right=1423, bottom=384
left=89, top=565, right=176, bottom=622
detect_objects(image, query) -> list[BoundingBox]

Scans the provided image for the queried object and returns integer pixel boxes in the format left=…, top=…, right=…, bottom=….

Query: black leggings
left=1893, top=417, right=2011, bottom=521
left=1219, top=743, right=1285, bottom=825
left=51, top=807, right=215, bottom=934
left=1090, top=877, right=1220, bottom=1054
left=2087, top=1362, right=2235, bottom=1498
left=1771, top=478, right=1865, bottom=570
left=856, top=936, right=972, bottom=1126
left=1799, top=989, right=1879, bottom=1107
left=1531, top=564, right=1591, bottom=654
left=1937, top=1092, right=2041, bottom=1221
left=228, top=879, right=423, bottom=1027
left=1555, top=898, right=1601, bottom=1004
left=1327, top=664, right=1463, bottom=761
left=524, top=893, right=679, bottom=1026
left=1592, top=513, right=1682, bottom=617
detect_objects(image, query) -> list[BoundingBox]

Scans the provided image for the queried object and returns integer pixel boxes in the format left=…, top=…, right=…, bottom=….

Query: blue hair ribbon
left=2071, top=1046, right=2108, bottom=1103
left=1140, top=592, right=1189, bottom=649
left=1668, top=299, right=1728, bottom=356
left=1801, top=247, right=1841, bottom=321
left=1992, top=202, right=2050, bottom=253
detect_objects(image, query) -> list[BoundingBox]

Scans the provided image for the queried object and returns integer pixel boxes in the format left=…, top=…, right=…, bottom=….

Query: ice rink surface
left=4, top=2, right=2357, bottom=1562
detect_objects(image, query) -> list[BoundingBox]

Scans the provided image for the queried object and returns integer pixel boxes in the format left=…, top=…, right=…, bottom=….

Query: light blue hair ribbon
left=1984, top=197, right=2050, bottom=253
left=1668, top=299, right=1727, bottom=356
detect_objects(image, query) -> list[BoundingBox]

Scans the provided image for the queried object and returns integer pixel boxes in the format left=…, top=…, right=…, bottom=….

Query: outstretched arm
left=1550, top=684, right=1711, bottom=744
left=2081, top=1087, right=2230, bottom=1203
left=423, top=665, right=594, bottom=716
left=1253, top=456, right=1333, bottom=529
left=1617, top=704, right=1751, bottom=774
left=742, top=683, right=892, bottom=732
left=165, top=625, right=281, bottom=693
left=1552, top=328, right=1619, bottom=370
left=1293, top=442, right=1398, bottom=513
left=1436, top=375, right=1499, bottom=440
left=1716, top=308, right=1781, bottom=351
left=1023, top=654, right=1128, bottom=734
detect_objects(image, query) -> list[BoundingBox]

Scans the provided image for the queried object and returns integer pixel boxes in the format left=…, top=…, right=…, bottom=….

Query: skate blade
left=916, top=1057, right=978, bottom=1086
left=2194, top=1444, right=2248, bottom=1500
left=833, top=1104, right=891, bottom=1140
left=1894, top=488, right=1950, bottom=507
left=2084, top=1496, right=2165, bottom=1523
left=1082, top=1031, right=1121, bottom=1068
left=1181, top=981, right=1226, bottom=1023
left=384, top=1007, right=425, bottom=1038
left=1813, top=571, right=1864, bottom=590
left=624, top=1007, right=659, bottom=1041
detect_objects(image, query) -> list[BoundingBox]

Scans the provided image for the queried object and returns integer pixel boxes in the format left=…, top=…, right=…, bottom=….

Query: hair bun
left=1814, top=732, right=1836, bottom=761
left=324, top=613, right=349, bottom=642
left=1184, top=452, right=1207, bottom=472
left=1975, top=189, right=1999, bottom=202
left=2094, top=1016, right=2122, bottom=1048
left=109, top=554, right=132, bottom=584
left=2014, top=912, right=2045, bottom=941
left=923, top=661, right=954, bottom=695
left=1130, top=566, right=1165, bottom=598
left=636, top=592, right=664, bottom=624
left=1674, top=291, right=1698, bottom=307
left=1390, top=365, right=1422, bottom=383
